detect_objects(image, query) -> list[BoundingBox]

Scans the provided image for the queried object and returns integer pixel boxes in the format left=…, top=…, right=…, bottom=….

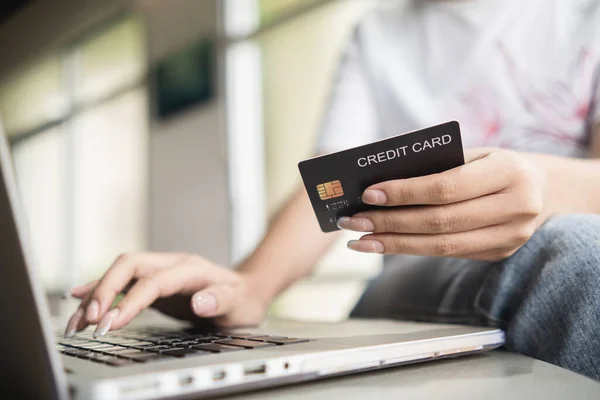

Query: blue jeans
left=350, top=214, right=600, bottom=380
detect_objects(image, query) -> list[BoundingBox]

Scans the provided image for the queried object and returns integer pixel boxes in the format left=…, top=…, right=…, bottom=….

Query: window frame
left=2, top=14, right=149, bottom=293
left=6, top=15, right=148, bottom=146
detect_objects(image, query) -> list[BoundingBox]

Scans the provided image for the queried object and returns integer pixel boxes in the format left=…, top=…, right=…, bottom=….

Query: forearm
left=237, top=186, right=340, bottom=306
left=526, top=124, right=600, bottom=220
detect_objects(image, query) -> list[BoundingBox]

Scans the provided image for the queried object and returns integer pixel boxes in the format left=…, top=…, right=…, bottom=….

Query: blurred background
left=0, top=0, right=383, bottom=322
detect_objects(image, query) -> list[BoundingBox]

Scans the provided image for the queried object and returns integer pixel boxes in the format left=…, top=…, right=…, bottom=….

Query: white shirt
left=318, top=0, right=600, bottom=158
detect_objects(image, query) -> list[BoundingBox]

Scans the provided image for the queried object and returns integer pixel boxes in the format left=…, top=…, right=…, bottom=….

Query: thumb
left=190, top=284, right=236, bottom=318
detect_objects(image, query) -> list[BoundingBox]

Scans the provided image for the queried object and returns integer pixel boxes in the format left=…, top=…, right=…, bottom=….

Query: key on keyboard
left=57, top=329, right=309, bottom=367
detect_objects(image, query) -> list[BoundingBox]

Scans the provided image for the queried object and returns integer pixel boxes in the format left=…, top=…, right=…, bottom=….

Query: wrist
left=237, top=268, right=279, bottom=311
left=533, top=154, right=595, bottom=219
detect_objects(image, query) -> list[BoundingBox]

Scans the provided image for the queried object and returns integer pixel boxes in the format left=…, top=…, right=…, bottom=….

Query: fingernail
left=94, top=309, right=120, bottom=338
left=362, top=189, right=387, bottom=205
left=337, top=217, right=375, bottom=232
left=86, top=299, right=99, bottom=322
left=192, top=293, right=218, bottom=315
left=64, top=308, right=84, bottom=338
left=347, top=240, right=385, bottom=254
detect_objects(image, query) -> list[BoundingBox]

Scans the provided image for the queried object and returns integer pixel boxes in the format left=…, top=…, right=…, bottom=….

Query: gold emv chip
left=317, top=180, right=344, bottom=200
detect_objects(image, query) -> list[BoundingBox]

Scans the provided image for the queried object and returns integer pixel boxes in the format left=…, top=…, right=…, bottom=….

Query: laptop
left=0, top=120, right=505, bottom=400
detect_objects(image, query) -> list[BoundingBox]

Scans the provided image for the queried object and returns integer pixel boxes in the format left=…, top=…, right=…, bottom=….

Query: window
left=259, top=0, right=322, bottom=25
left=12, top=127, right=67, bottom=291
left=225, top=0, right=381, bottom=321
left=71, top=89, right=148, bottom=285
left=0, top=17, right=148, bottom=292
left=0, top=56, right=67, bottom=137
left=75, top=18, right=146, bottom=105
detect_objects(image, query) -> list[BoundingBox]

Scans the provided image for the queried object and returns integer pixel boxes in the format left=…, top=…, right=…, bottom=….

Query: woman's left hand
left=338, top=148, right=549, bottom=261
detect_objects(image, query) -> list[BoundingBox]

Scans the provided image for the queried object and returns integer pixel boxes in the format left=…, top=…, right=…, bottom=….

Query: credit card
left=298, top=121, right=465, bottom=232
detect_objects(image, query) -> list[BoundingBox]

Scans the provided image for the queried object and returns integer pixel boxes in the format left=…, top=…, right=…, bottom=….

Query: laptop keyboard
left=56, top=328, right=310, bottom=367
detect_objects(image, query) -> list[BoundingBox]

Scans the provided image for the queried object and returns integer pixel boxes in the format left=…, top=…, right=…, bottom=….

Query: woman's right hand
left=64, top=252, right=269, bottom=337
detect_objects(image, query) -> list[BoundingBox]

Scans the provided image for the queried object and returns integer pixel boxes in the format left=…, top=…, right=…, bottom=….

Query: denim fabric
left=350, top=214, right=600, bottom=380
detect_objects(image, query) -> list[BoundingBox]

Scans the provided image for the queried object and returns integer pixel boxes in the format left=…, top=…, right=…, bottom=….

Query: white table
left=226, top=350, right=600, bottom=399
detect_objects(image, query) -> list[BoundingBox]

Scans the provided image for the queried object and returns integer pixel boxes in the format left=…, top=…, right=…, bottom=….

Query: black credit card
left=298, top=121, right=465, bottom=232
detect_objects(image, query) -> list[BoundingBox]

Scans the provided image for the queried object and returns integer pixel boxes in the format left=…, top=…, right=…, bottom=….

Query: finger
left=348, top=222, right=532, bottom=257
left=77, top=290, right=98, bottom=328
left=64, top=291, right=94, bottom=337
left=348, top=192, right=532, bottom=234
left=84, top=252, right=185, bottom=324
left=105, top=261, right=218, bottom=333
left=71, top=280, right=136, bottom=299
left=71, top=280, right=140, bottom=301
left=64, top=308, right=85, bottom=337
left=362, top=150, right=518, bottom=206
left=64, top=283, right=102, bottom=336
left=191, top=284, right=237, bottom=318
left=463, top=148, right=498, bottom=163
left=70, top=280, right=99, bottom=298
left=75, top=311, right=90, bottom=332
left=458, top=247, right=518, bottom=261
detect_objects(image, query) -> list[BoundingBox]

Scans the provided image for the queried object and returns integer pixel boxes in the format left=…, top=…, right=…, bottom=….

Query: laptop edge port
left=243, top=364, right=267, bottom=376
left=212, top=370, right=227, bottom=381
